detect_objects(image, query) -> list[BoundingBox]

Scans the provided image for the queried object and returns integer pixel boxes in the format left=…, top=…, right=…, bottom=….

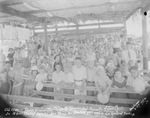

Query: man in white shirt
left=72, top=57, right=87, bottom=103
left=122, top=41, right=137, bottom=65
left=63, top=65, right=75, bottom=101
left=86, top=59, right=97, bottom=103
left=52, top=63, right=66, bottom=100
left=127, top=66, right=150, bottom=99
left=64, top=68, right=74, bottom=84
left=127, top=66, right=149, bottom=89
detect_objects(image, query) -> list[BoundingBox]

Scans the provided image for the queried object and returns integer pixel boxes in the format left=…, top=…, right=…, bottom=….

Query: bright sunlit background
left=126, top=9, right=150, bottom=39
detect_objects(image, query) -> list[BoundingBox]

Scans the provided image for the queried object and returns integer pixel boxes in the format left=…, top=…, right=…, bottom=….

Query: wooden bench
left=31, top=83, right=140, bottom=105
left=1, top=82, right=142, bottom=116
left=1, top=94, right=130, bottom=113
left=1, top=82, right=142, bottom=118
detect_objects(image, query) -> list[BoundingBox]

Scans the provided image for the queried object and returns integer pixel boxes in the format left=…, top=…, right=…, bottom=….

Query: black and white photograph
left=0, top=0, right=150, bottom=118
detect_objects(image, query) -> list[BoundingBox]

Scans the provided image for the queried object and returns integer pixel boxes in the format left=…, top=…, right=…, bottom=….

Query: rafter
left=5, top=2, right=23, bottom=6
left=125, top=7, right=141, bottom=21
left=141, top=2, right=150, bottom=13
left=0, top=5, right=43, bottom=23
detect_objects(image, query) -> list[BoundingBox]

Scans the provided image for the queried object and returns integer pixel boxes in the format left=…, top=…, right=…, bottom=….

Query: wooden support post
left=1, top=23, right=4, bottom=47
left=76, top=23, right=79, bottom=30
left=123, top=20, right=127, bottom=46
left=31, top=28, right=34, bottom=38
left=33, top=27, right=35, bottom=35
left=55, top=24, right=58, bottom=32
left=44, top=18, right=48, bottom=54
left=142, top=11, right=148, bottom=70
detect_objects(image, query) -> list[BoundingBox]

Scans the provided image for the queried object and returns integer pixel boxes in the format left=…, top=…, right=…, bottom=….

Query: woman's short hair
left=129, top=66, right=138, bottom=72
left=75, top=57, right=81, bottom=61
left=54, top=54, right=60, bottom=60
left=31, top=69, right=38, bottom=75
left=114, top=68, right=121, bottom=73
left=55, top=62, right=62, bottom=68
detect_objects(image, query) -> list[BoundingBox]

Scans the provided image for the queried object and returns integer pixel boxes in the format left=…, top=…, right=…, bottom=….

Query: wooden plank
left=62, top=30, right=120, bottom=36
left=125, top=7, right=141, bottom=20
left=0, top=94, right=108, bottom=108
left=0, top=0, right=24, bottom=6
left=4, top=2, right=24, bottom=6
left=34, top=22, right=124, bottom=29
left=32, top=90, right=138, bottom=104
left=35, top=27, right=124, bottom=34
left=109, top=98, right=138, bottom=104
left=43, top=83, right=136, bottom=94
left=0, top=5, right=43, bottom=23
left=44, top=18, right=48, bottom=53
left=33, top=90, right=98, bottom=101
left=1, top=94, right=129, bottom=112
left=11, top=103, right=34, bottom=109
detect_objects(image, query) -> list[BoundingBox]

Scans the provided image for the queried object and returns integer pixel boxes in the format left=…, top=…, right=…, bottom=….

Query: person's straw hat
left=36, top=82, right=44, bottom=91
left=97, top=93, right=109, bottom=104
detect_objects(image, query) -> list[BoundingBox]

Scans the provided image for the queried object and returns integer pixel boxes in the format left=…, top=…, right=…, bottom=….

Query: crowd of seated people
left=0, top=35, right=150, bottom=106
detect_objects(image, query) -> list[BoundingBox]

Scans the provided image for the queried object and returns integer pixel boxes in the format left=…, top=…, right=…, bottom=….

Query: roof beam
left=5, top=2, right=24, bottom=6
left=0, top=5, right=43, bottom=23
left=141, top=2, right=150, bottom=13
left=125, top=7, right=141, bottom=21
left=35, top=21, right=123, bottom=29
left=0, top=0, right=24, bottom=6
left=35, top=27, right=124, bottom=35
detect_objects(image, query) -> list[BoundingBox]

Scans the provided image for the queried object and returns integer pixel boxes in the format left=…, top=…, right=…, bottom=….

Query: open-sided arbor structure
left=0, top=0, right=149, bottom=68
left=1, top=1, right=150, bottom=117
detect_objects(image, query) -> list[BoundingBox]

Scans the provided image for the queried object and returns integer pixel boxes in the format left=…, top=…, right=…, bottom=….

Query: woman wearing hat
left=23, top=66, right=38, bottom=96
left=94, top=67, right=112, bottom=104
left=105, top=61, right=116, bottom=80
